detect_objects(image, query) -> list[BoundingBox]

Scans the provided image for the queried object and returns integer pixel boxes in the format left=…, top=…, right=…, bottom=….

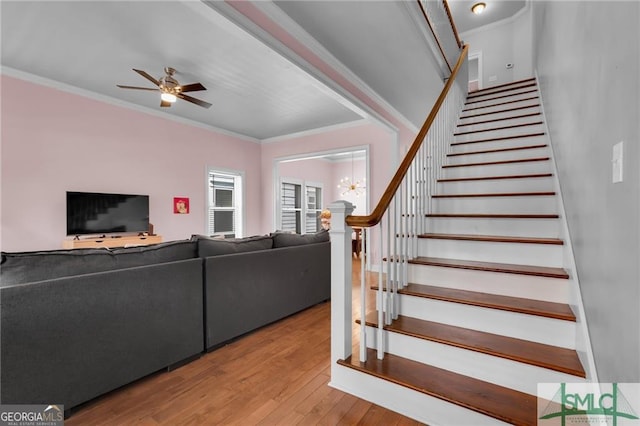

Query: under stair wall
left=329, top=76, right=597, bottom=425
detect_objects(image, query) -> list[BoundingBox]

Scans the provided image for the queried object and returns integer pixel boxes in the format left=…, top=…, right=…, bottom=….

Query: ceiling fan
left=117, top=67, right=212, bottom=109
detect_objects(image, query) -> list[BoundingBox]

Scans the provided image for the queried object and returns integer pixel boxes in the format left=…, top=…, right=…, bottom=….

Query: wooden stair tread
left=426, top=213, right=559, bottom=219
left=448, top=144, right=548, bottom=157
left=462, top=96, right=539, bottom=112
left=443, top=157, right=550, bottom=168
left=454, top=121, right=543, bottom=136
left=432, top=191, right=555, bottom=198
left=450, top=132, right=546, bottom=147
left=457, top=112, right=542, bottom=127
left=418, top=232, right=563, bottom=245
left=338, top=348, right=538, bottom=425
left=399, top=283, right=575, bottom=321
left=362, top=314, right=585, bottom=377
left=438, top=173, right=552, bottom=182
left=409, top=256, right=569, bottom=279
left=469, top=77, right=536, bottom=94
left=465, top=89, right=538, bottom=106
left=467, top=82, right=538, bottom=100
left=460, top=104, right=541, bottom=119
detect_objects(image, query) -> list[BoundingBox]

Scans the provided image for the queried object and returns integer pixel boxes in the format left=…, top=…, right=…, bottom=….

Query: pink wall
left=1, top=75, right=262, bottom=251
left=261, top=122, right=395, bottom=232
left=332, top=158, right=367, bottom=216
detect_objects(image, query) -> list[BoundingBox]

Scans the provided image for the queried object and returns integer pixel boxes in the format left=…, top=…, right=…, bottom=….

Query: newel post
left=328, top=200, right=354, bottom=367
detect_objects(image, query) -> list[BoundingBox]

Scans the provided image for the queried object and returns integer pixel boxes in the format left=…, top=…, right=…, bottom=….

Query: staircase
left=333, top=78, right=589, bottom=425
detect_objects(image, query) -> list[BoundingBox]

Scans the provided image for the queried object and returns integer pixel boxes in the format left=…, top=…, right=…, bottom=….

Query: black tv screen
left=66, top=191, right=150, bottom=236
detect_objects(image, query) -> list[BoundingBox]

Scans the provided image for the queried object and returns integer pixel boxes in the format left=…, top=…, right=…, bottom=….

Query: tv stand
left=62, top=235, right=162, bottom=249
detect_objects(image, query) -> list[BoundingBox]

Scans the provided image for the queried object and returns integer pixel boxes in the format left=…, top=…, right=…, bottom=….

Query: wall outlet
left=612, top=141, right=623, bottom=183
left=489, top=75, right=497, bottom=82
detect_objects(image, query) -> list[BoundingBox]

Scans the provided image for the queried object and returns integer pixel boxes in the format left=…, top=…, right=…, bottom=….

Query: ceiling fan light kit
left=116, top=67, right=212, bottom=109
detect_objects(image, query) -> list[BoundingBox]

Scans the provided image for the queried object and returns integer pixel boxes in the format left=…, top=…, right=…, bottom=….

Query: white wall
left=462, top=6, right=533, bottom=87
left=532, top=0, right=640, bottom=381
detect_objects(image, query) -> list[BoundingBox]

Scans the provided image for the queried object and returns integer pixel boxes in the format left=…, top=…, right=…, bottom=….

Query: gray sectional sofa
left=0, top=231, right=330, bottom=415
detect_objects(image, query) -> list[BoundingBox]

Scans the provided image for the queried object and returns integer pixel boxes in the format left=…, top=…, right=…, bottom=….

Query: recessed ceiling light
left=471, top=2, right=486, bottom=14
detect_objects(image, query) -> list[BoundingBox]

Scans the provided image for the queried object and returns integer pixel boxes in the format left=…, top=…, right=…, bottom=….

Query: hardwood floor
left=66, top=259, right=422, bottom=425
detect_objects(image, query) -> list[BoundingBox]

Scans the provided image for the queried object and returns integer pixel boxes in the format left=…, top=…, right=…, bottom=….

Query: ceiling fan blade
left=179, top=82, right=207, bottom=93
left=116, top=85, right=159, bottom=91
left=160, top=100, right=172, bottom=108
left=177, top=93, right=212, bottom=109
left=133, top=69, right=160, bottom=86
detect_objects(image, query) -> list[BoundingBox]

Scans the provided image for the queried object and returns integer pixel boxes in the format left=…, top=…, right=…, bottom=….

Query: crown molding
left=1, top=66, right=261, bottom=144
left=261, top=118, right=372, bottom=144
left=460, top=0, right=531, bottom=39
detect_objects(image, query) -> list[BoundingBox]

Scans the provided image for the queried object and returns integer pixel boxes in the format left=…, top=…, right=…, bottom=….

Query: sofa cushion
left=272, top=229, right=329, bottom=248
left=1, top=248, right=115, bottom=286
left=0, top=239, right=197, bottom=286
left=109, top=239, right=198, bottom=269
left=195, top=235, right=273, bottom=257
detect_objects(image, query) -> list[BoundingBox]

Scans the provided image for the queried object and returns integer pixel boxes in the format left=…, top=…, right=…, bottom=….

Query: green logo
left=539, top=383, right=639, bottom=426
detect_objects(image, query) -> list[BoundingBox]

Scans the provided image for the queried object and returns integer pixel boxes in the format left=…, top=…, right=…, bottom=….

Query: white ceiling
left=447, top=0, right=527, bottom=34
left=0, top=1, right=363, bottom=140
left=1, top=1, right=524, bottom=142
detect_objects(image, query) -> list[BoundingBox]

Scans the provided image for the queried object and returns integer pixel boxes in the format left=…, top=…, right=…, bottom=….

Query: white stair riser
left=331, top=365, right=508, bottom=426
left=364, top=328, right=586, bottom=396
left=453, top=124, right=545, bottom=143
left=425, top=217, right=561, bottom=238
left=462, top=98, right=540, bottom=116
left=431, top=195, right=557, bottom=214
left=455, top=115, right=543, bottom=132
left=467, top=84, right=538, bottom=101
left=441, top=160, right=552, bottom=178
left=465, top=91, right=539, bottom=109
left=459, top=105, right=540, bottom=123
left=446, top=147, right=549, bottom=165
left=391, top=294, right=576, bottom=348
left=417, top=238, right=563, bottom=267
left=449, top=135, right=547, bottom=153
left=437, top=175, right=555, bottom=194
left=407, top=264, right=570, bottom=303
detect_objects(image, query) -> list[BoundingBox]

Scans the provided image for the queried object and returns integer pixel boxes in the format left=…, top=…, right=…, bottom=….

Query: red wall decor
left=174, top=197, right=189, bottom=214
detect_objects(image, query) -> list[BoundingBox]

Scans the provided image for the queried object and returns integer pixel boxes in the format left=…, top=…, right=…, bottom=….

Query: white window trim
left=205, top=166, right=245, bottom=238
left=278, top=177, right=324, bottom=234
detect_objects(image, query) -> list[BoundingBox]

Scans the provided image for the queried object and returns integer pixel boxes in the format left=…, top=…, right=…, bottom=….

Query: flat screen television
left=66, top=191, right=150, bottom=236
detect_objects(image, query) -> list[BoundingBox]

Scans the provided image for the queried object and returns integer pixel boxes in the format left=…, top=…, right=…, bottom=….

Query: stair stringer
left=535, top=71, right=598, bottom=382
left=329, top=364, right=511, bottom=426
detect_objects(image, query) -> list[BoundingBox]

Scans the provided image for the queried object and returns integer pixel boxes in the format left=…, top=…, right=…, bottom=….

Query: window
left=208, top=169, right=243, bottom=238
left=280, top=179, right=323, bottom=234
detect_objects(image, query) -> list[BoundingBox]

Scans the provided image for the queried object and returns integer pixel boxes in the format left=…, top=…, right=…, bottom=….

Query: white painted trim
left=460, top=1, right=532, bottom=40
left=205, top=166, right=246, bottom=238
left=1, top=66, right=261, bottom=144
left=273, top=144, right=370, bottom=232
left=468, top=51, right=484, bottom=90
left=261, top=118, right=371, bottom=144
left=203, top=1, right=412, bottom=137
left=534, top=69, right=598, bottom=383
left=249, top=1, right=420, bottom=134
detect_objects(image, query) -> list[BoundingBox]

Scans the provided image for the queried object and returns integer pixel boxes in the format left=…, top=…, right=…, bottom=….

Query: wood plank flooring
left=65, top=259, right=422, bottom=426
